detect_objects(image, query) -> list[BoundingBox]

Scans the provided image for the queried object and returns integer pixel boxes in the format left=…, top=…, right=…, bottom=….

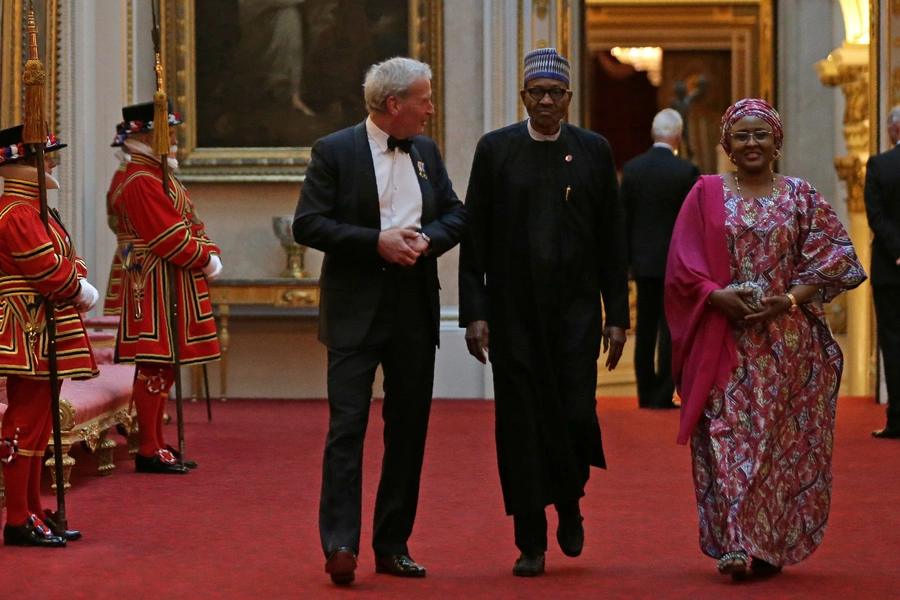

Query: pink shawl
left=665, top=175, right=738, bottom=444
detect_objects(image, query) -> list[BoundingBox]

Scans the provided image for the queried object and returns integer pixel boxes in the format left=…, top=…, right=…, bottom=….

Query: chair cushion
left=87, top=331, right=117, bottom=365
left=59, top=365, right=134, bottom=424
left=82, top=315, right=121, bottom=329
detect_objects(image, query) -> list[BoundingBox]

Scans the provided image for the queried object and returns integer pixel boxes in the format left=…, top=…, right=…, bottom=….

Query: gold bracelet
left=785, top=292, right=798, bottom=310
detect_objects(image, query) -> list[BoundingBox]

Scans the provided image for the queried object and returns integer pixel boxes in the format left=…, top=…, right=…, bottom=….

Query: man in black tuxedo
left=293, top=57, right=466, bottom=584
left=865, top=106, right=900, bottom=439
left=620, top=108, right=699, bottom=409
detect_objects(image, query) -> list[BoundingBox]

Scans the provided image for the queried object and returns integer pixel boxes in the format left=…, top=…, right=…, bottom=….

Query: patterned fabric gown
left=691, top=175, right=866, bottom=566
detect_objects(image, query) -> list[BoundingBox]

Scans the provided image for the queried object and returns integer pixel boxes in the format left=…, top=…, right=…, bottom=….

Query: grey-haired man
left=294, top=57, right=466, bottom=585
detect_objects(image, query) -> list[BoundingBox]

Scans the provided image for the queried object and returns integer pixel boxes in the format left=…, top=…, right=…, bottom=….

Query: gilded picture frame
left=0, top=0, right=61, bottom=131
left=160, top=0, right=444, bottom=183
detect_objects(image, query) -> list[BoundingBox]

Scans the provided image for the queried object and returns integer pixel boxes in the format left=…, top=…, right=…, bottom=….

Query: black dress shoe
left=650, top=401, right=680, bottom=410
left=135, top=453, right=190, bottom=474
left=166, top=445, right=199, bottom=469
left=375, top=554, right=426, bottom=578
left=42, top=510, right=82, bottom=541
left=512, top=553, right=545, bottom=577
left=3, top=516, right=66, bottom=548
left=557, top=514, right=585, bottom=557
left=872, top=427, right=900, bottom=439
left=325, top=547, right=358, bottom=585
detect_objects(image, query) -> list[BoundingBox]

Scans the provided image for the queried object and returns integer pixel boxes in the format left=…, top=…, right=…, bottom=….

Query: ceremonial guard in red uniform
left=110, top=101, right=222, bottom=475
left=103, top=124, right=130, bottom=315
left=0, top=125, right=100, bottom=547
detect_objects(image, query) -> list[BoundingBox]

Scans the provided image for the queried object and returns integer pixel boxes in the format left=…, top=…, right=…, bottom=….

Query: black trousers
left=319, top=267, right=436, bottom=558
left=634, top=277, right=674, bottom=408
left=874, top=287, right=900, bottom=429
left=514, top=499, right=580, bottom=556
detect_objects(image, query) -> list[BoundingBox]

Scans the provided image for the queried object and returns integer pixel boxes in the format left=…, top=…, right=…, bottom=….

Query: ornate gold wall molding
left=1, top=1, right=61, bottom=130
left=816, top=13, right=876, bottom=396
left=123, top=0, right=134, bottom=105
left=816, top=47, right=869, bottom=213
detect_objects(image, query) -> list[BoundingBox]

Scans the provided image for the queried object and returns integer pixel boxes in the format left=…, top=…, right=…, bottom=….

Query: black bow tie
left=387, top=136, right=413, bottom=153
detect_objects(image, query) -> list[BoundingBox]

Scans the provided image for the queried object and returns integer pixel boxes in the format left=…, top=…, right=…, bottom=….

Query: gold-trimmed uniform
left=102, top=161, right=129, bottom=315
left=110, top=154, right=220, bottom=365
left=0, top=179, right=98, bottom=379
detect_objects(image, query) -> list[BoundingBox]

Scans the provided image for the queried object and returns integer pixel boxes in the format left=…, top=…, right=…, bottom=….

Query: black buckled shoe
left=325, top=547, right=358, bottom=585
left=375, top=554, right=426, bottom=578
left=872, top=427, right=900, bottom=439
left=135, top=451, right=190, bottom=474
left=512, top=553, right=545, bottom=577
left=166, top=445, right=198, bottom=469
left=3, top=515, right=66, bottom=548
left=42, top=510, right=82, bottom=541
left=556, top=514, right=585, bottom=557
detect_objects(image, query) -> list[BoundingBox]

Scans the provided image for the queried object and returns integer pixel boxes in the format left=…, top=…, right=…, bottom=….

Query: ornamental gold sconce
left=271, top=216, right=308, bottom=279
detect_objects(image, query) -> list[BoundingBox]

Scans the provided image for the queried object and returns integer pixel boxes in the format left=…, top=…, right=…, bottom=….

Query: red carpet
left=2, top=396, right=899, bottom=599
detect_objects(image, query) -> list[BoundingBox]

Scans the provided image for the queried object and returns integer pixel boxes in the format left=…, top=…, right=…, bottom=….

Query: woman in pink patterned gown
left=665, top=99, right=867, bottom=580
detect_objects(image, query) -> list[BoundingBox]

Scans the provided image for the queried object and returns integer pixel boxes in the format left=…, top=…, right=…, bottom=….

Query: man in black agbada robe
left=458, top=48, right=630, bottom=577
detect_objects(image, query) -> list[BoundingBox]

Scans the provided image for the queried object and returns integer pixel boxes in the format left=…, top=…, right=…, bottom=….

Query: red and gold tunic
left=0, top=179, right=98, bottom=379
left=102, top=161, right=129, bottom=315
left=110, top=153, right=220, bottom=366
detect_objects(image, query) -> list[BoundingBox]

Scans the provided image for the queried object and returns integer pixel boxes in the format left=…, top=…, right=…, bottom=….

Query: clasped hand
left=708, top=288, right=793, bottom=323
left=377, top=228, right=428, bottom=267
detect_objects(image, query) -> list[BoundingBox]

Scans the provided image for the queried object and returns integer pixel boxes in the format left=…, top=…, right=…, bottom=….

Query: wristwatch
left=418, top=231, right=431, bottom=248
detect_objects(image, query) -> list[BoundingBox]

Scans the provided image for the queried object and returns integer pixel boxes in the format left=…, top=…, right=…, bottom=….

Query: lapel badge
left=565, top=155, right=573, bottom=162
left=416, top=161, right=428, bottom=179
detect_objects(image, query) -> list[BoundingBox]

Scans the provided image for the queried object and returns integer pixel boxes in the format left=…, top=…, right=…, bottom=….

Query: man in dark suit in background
left=865, top=105, right=900, bottom=439
left=293, top=57, right=466, bottom=585
left=620, top=108, right=699, bottom=409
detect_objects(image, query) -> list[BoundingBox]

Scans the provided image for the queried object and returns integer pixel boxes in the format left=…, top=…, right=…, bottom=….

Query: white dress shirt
left=652, top=142, right=675, bottom=152
left=366, top=117, right=423, bottom=231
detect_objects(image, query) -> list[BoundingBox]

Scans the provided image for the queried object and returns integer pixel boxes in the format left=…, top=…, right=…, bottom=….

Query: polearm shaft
left=22, top=3, right=67, bottom=529
left=151, top=0, right=186, bottom=468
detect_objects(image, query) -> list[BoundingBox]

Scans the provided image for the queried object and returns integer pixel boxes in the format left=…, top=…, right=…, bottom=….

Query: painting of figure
left=194, top=0, right=409, bottom=149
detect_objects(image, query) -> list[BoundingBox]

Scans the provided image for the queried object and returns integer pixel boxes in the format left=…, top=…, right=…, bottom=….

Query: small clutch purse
left=726, top=281, right=765, bottom=312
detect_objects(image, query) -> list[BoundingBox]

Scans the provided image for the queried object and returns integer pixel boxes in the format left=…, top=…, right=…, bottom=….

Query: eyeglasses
left=730, top=131, right=773, bottom=143
left=525, top=87, right=569, bottom=101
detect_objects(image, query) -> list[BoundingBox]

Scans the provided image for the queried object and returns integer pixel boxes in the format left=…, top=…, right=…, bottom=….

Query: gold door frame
left=583, top=0, right=774, bottom=128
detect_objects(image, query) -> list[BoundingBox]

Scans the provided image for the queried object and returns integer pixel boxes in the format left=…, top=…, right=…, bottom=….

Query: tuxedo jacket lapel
left=353, top=122, right=381, bottom=228
left=408, top=143, right=435, bottom=226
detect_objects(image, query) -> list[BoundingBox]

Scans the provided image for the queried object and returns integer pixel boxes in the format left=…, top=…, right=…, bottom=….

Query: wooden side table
left=207, top=278, right=319, bottom=401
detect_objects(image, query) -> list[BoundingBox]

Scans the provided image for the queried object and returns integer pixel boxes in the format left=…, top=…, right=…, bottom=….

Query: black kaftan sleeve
left=458, top=136, right=493, bottom=327
left=594, top=138, right=630, bottom=329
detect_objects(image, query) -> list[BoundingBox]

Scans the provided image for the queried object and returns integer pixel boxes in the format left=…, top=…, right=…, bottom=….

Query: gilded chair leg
left=126, top=425, right=140, bottom=456
left=96, top=429, right=117, bottom=476
left=45, top=443, right=75, bottom=490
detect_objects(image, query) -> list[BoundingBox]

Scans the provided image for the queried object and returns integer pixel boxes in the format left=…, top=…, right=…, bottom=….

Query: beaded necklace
left=734, top=172, right=777, bottom=200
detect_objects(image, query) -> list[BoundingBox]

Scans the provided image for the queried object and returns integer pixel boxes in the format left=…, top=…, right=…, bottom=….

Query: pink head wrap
left=719, top=98, right=783, bottom=154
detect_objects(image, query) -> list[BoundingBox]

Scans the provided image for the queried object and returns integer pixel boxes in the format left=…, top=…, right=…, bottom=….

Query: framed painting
left=160, top=0, right=444, bottom=182
left=0, top=0, right=61, bottom=131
